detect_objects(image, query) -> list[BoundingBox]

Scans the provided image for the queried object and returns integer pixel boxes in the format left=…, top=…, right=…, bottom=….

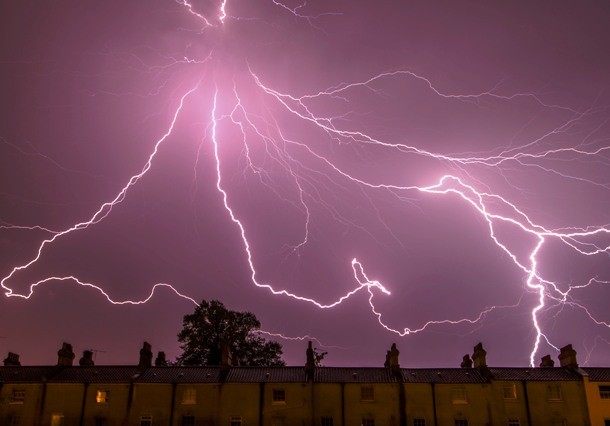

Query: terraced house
left=1, top=342, right=608, bottom=425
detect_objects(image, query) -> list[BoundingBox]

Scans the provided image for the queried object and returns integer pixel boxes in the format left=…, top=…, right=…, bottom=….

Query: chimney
left=558, top=344, right=578, bottom=368
left=79, top=350, right=94, bottom=366
left=155, top=351, right=168, bottom=367
left=387, top=343, right=400, bottom=374
left=3, top=352, right=21, bottom=367
left=461, top=354, right=473, bottom=368
left=57, top=343, right=75, bottom=367
left=138, top=342, right=153, bottom=370
left=540, top=354, right=555, bottom=368
left=472, top=342, right=487, bottom=368
left=305, top=341, right=315, bottom=381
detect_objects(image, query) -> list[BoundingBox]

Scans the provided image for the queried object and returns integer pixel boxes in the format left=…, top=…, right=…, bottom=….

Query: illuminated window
left=362, top=419, right=375, bottom=426
left=600, top=385, right=610, bottom=399
left=503, top=383, right=517, bottom=400
left=181, top=415, right=195, bottom=426
left=321, top=417, right=334, bottom=426
left=413, top=419, right=426, bottom=426
left=140, top=415, right=152, bottom=426
left=361, top=386, right=375, bottom=401
left=230, top=416, right=242, bottom=426
left=182, top=388, right=197, bottom=404
left=547, top=384, right=562, bottom=401
left=507, top=419, right=520, bottom=426
left=454, top=420, right=468, bottom=426
left=51, top=414, right=64, bottom=426
left=272, top=388, right=286, bottom=403
left=96, top=389, right=109, bottom=404
left=10, top=389, right=25, bottom=404
left=452, top=387, right=467, bottom=404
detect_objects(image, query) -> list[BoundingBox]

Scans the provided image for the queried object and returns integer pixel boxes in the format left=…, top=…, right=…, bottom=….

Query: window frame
left=230, top=416, right=242, bottom=426
left=503, top=383, right=517, bottom=400
left=140, top=415, right=153, bottom=426
left=599, top=385, right=610, bottom=399
left=272, top=388, right=286, bottom=404
left=9, top=389, right=25, bottom=404
left=360, top=385, right=375, bottom=402
left=182, top=387, right=197, bottom=405
left=547, top=384, right=562, bottom=401
left=413, top=418, right=426, bottom=426
left=95, top=389, right=110, bottom=404
left=361, top=419, right=375, bottom=426
left=452, top=386, right=468, bottom=404
left=321, top=416, right=334, bottom=426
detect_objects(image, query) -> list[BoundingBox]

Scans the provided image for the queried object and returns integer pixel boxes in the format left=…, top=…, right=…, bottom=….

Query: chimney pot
left=461, top=354, right=473, bottom=368
left=79, top=350, right=94, bottom=366
left=3, top=352, right=21, bottom=367
left=138, top=342, right=153, bottom=370
left=155, top=351, right=167, bottom=367
left=540, top=354, right=555, bottom=368
left=57, top=342, right=75, bottom=367
left=472, top=342, right=487, bottom=368
left=558, top=344, right=578, bottom=368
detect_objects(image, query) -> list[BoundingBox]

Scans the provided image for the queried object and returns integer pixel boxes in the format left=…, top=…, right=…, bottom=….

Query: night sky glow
left=1, top=1, right=610, bottom=367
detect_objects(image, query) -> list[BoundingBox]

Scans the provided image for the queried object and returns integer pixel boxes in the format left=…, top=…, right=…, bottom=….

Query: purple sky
left=1, top=1, right=610, bottom=368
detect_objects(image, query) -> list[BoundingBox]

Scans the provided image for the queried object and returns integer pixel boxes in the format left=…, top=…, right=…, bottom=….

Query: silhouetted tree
left=177, top=299, right=285, bottom=366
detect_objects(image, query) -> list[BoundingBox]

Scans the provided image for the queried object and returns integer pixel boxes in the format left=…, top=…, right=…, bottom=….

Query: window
left=604, top=420, right=610, bottom=426
left=181, top=415, right=195, bottom=426
left=140, top=415, right=153, bottom=426
left=503, top=383, right=517, bottom=400
left=321, top=417, right=334, bottom=426
left=413, top=419, right=426, bottom=426
left=9, top=415, right=21, bottom=426
left=452, top=387, right=467, bottom=404
left=95, top=418, right=107, bottom=426
left=10, top=389, right=25, bottom=404
left=361, top=386, right=375, bottom=401
left=182, top=388, right=197, bottom=404
left=600, top=385, right=610, bottom=399
left=96, top=389, right=109, bottom=404
left=454, top=420, right=468, bottom=426
left=272, top=388, right=286, bottom=403
left=547, top=384, right=562, bottom=401
left=51, top=414, right=64, bottom=426
left=272, top=417, right=285, bottom=426
left=362, top=419, right=375, bottom=426
left=230, top=416, right=242, bottom=426
left=507, top=419, right=520, bottom=426
left=550, top=419, right=566, bottom=426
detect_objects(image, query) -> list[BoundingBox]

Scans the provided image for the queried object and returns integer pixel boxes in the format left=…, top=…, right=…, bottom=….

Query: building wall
left=583, top=377, right=610, bottom=426
left=404, top=383, right=435, bottom=425
left=433, top=383, right=493, bottom=426
left=525, top=380, right=589, bottom=425
left=0, top=383, right=44, bottom=426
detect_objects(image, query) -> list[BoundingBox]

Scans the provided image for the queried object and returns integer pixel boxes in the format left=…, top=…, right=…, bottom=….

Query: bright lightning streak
left=2, top=1, right=609, bottom=368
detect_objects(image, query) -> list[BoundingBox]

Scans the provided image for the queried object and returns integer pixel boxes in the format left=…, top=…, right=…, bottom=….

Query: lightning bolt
left=2, top=0, right=609, bottom=367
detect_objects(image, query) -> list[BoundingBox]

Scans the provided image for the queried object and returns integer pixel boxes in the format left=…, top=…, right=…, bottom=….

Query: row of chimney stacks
left=3, top=341, right=580, bottom=370
left=459, top=342, right=579, bottom=369
left=3, top=342, right=167, bottom=369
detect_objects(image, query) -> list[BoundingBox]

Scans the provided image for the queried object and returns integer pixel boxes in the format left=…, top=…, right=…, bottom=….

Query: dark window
left=413, top=419, right=426, bottom=426
left=10, top=389, right=25, bottom=404
left=362, top=419, right=375, bottom=426
left=9, top=415, right=21, bottom=426
left=547, top=384, right=562, bottom=400
left=604, top=420, right=610, bottom=426
left=507, top=419, right=520, bottom=426
left=272, top=388, right=286, bottom=403
left=321, top=417, right=334, bottom=426
left=361, top=386, right=374, bottom=401
left=230, top=416, right=242, bottom=426
left=454, top=420, right=468, bottom=426
left=140, top=415, right=152, bottom=426
left=95, top=418, right=107, bottom=426
left=600, top=385, right=610, bottom=399
left=182, top=415, right=195, bottom=426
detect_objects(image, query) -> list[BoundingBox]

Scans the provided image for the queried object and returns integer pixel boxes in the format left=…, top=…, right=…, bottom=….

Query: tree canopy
left=177, top=299, right=285, bottom=366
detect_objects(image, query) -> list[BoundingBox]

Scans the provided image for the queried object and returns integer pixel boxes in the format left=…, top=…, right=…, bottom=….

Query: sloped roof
left=0, top=366, right=57, bottom=383
left=137, top=367, right=220, bottom=383
left=401, top=368, right=487, bottom=384
left=487, top=367, right=580, bottom=381
left=224, top=366, right=307, bottom=383
left=582, top=368, right=610, bottom=382
left=49, top=366, right=140, bottom=383
left=315, top=367, right=399, bottom=383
